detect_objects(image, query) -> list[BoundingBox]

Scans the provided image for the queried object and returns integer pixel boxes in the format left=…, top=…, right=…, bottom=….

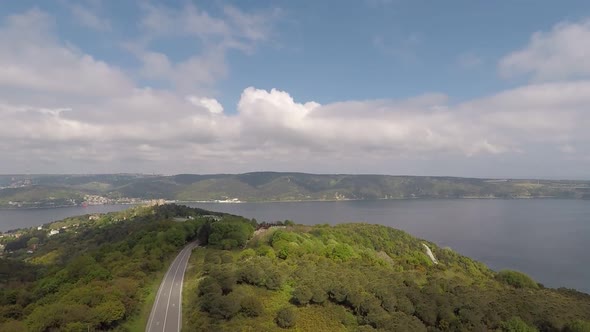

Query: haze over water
left=0, top=199, right=588, bottom=294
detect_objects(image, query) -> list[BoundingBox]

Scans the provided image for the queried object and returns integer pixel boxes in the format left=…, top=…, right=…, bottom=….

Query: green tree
left=93, top=299, right=126, bottom=326
left=276, top=307, right=297, bottom=328
left=240, top=296, right=264, bottom=317
left=496, top=270, right=538, bottom=289
left=210, top=293, right=241, bottom=320
left=564, top=320, right=590, bottom=332
left=500, top=317, right=538, bottom=332
left=238, top=263, right=265, bottom=286
left=26, top=237, right=39, bottom=248
left=210, top=267, right=236, bottom=295
left=292, top=286, right=313, bottom=305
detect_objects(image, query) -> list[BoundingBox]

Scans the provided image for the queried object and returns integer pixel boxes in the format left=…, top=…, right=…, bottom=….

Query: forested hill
left=2, top=172, right=590, bottom=208
left=1, top=204, right=589, bottom=331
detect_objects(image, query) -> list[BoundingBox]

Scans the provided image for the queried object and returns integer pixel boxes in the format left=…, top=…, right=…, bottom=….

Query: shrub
left=500, top=317, right=538, bottom=332
left=292, top=286, right=312, bottom=305
left=275, top=307, right=297, bottom=328
left=210, top=293, right=241, bottom=320
left=240, top=296, right=263, bottom=317
left=239, top=248, right=256, bottom=260
left=496, top=270, right=538, bottom=289
left=564, top=320, right=590, bottom=332
left=238, top=264, right=264, bottom=286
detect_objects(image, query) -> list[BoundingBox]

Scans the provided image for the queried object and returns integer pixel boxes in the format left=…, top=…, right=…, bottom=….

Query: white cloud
left=138, top=50, right=227, bottom=92
left=139, top=3, right=230, bottom=40
left=2, top=8, right=590, bottom=176
left=69, top=4, right=111, bottom=31
left=133, top=3, right=277, bottom=92
left=0, top=9, right=132, bottom=97
left=187, top=96, right=224, bottom=114
left=138, top=3, right=276, bottom=49
left=499, top=19, right=590, bottom=81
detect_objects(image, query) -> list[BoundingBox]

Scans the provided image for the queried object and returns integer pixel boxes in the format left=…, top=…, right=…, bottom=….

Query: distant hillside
left=1, top=173, right=590, bottom=208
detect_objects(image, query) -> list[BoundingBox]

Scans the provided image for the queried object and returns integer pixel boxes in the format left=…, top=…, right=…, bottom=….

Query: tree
left=564, top=320, right=590, bottom=332
left=210, top=293, right=241, bottom=320
left=496, top=270, right=538, bottom=289
left=292, top=286, right=313, bottom=305
left=198, top=277, right=222, bottom=297
left=310, top=286, right=327, bottom=304
left=265, top=269, right=285, bottom=290
left=210, top=267, right=236, bottom=295
left=276, top=307, right=297, bottom=328
left=208, top=221, right=254, bottom=249
left=240, top=296, right=263, bottom=317
left=93, top=299, right=126, bottom=327
left=238, top=263, right=265, bottom=286
left=26, top=237, right=39, bottom=248
left=500, top=317, right=538, bottom=332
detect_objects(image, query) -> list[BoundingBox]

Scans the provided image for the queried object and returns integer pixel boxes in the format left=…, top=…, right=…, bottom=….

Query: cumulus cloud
left=0, top=9, right=132, bottom=97
left=499, top=19, right=590, bottom=81
left=187, top=96, right=224, bottom=114
left=1, top=8, right=590, bottom=177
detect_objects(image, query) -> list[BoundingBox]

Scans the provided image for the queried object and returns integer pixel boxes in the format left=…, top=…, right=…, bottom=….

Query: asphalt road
left=146, top=242, right=198, bottom=332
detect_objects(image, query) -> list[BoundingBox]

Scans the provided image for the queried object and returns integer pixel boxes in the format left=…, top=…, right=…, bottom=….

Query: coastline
left=0, top=195, right=582, bottom=210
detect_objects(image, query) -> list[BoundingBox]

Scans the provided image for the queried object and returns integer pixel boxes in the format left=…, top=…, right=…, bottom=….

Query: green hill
left=1, top=204, right=589, bottom=331
left=184, top=220, right=590, bottom=332
left=1, top=173, right=590, bottom=208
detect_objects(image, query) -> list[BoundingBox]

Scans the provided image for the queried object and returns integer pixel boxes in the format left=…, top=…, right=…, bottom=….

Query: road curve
left=146, top=242, right=198, bottom=332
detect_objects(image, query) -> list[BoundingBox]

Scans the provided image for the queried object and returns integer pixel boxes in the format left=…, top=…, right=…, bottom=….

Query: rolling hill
left=1, top=173, right=589, bottom=208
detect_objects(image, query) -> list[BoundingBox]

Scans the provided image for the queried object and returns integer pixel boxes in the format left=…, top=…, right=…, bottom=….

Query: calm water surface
left=1, top=199, right=588, bottom=293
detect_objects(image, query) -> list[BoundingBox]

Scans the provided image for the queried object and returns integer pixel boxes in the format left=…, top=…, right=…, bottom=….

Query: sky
left=1, top=1, right=590, bottom=178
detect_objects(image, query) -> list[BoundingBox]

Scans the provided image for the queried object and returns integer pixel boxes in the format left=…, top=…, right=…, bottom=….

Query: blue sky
left=1, top=1, right=590, bottom=178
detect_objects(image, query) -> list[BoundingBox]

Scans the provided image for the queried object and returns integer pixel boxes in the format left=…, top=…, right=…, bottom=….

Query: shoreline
left=2, top=195, right=583, bottom=210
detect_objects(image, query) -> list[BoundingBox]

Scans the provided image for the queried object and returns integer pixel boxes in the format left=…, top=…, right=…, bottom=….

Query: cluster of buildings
left=83, top=195, right=160, bottom=206
left=83, top=195, right=112, bottom=205
left=0, top=177, right=33, bottom=190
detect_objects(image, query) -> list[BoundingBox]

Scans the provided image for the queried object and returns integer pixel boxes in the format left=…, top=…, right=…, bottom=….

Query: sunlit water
left=1, top=199, right=588, bottom=293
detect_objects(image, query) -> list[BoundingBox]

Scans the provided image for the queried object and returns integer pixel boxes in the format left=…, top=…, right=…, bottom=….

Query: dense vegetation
left=2, top=204, right=590, bottom=331
left=184, top=223, right=590, bottom=332
left=2, top=172, right=590, bottom=208
left=0, top=204, right=251, bottom=331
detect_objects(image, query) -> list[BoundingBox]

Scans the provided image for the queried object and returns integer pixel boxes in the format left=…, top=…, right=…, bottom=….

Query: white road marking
left=146, top=248, right=185, bottom=332
left=146, top=243, right=197, bottom=332
left=162, top=246, right=192, bottom=332
left=178, top=244, right=195, bottom=331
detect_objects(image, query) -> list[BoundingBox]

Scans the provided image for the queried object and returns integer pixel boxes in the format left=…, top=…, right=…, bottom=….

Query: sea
left=1, top=199, right=588, bottom=293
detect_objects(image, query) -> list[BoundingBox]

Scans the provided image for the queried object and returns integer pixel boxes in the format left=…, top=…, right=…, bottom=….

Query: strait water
left=1, top=199, right=588, bottom=293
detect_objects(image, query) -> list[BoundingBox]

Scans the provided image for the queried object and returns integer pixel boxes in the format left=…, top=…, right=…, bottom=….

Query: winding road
left=146, top=242, right=198, bottom=332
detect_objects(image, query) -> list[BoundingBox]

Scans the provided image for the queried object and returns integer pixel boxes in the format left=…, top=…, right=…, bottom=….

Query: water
left=0, top=204, right=134, bottom=231
left=1, top=199, right=588, bottom=293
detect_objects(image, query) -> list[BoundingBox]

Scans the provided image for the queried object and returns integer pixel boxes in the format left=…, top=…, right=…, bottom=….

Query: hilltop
left=1, top=172, right=590, bottom=208
left=0, top=204, right=589, bottom=331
